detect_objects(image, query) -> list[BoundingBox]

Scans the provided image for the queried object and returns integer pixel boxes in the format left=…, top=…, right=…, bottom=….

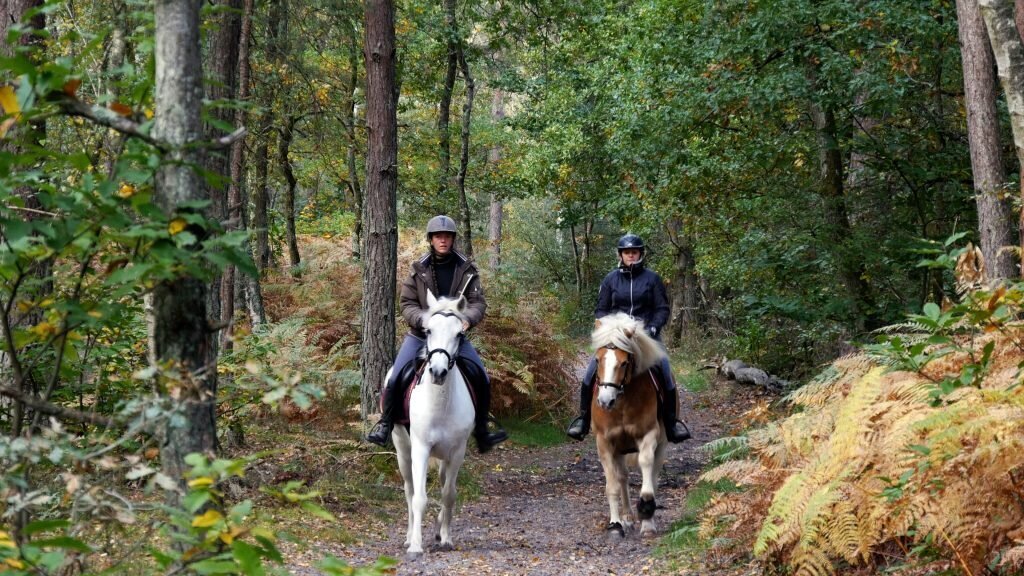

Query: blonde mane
left=591, top=312, right=667, bottom=374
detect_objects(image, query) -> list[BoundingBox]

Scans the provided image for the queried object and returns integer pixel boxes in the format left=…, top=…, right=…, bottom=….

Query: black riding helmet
left=617, top=233, right=645, bottom=259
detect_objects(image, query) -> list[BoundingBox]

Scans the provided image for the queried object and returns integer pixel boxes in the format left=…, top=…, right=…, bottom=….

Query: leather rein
left=425, top=311, right=464, bottom=371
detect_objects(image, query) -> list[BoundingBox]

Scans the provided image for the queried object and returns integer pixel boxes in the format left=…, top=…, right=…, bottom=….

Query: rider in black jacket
left=566, top=234, right=691, bottom=443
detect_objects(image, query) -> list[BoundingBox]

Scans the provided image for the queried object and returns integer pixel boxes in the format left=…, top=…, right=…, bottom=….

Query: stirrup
left=365, top=420, right=393, bottom=447
left=566, top=416, right=589, bottom=441
left=666, top=420, right=691, bottom=443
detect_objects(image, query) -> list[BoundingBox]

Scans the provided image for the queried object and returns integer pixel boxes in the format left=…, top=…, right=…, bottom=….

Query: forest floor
left=266, top=373, right=771, bottom=576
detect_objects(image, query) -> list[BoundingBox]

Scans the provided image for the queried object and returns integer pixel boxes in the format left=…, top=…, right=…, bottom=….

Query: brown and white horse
left=589, top=312, right=668, bottom=539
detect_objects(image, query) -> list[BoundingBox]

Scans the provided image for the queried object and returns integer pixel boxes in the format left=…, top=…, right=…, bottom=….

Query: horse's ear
left=623, top=327, right=634, bottom=339
left=594, top=319, right=602, bottom=329
left=426, top=290, right=438, bottom=309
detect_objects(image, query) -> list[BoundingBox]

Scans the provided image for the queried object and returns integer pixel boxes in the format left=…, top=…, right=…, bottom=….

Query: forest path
left=285, top=375, right=765, bottom=575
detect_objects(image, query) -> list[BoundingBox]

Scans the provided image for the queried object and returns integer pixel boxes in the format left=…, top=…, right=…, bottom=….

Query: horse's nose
left=432, top=367, right=448, bottom=382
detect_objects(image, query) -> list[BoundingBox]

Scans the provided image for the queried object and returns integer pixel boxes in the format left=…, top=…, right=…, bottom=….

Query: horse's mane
left=427, top=295, right=469, bottom=323
left=591, top=313, right=666, bottom=374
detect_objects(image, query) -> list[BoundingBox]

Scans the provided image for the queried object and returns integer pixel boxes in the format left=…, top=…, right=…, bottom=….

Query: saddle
left=395, top=358, right=479, bottom=426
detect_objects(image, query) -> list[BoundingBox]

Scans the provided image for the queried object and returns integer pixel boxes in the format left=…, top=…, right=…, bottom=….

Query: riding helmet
left=426, top=215, right=458, bottom=240
left=617, top=234, right=645, bottom=254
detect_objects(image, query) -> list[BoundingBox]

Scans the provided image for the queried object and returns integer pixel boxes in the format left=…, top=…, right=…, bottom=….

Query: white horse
left=391, top=293, right=475, bottom=558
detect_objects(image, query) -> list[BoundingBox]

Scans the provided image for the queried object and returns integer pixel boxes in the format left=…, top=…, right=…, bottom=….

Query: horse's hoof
left=406, top=550, right=423, bottom=561
left=436, top=542, right=454, bottom=552
left=434, top=534, right=441, bottom=542
left=606, top=521, right=626, bottom=542
left=640, top=520, right=658, bottom=538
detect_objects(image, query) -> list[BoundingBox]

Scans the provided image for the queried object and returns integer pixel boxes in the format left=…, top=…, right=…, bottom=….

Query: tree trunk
left=667, top=220, right=698, bottom=346
left=346, top=20, right=363, bottom=260
left=207, top=0, right=242, bottom=348
left=957, top=0, right=1016, bottom=282
left=152, top=0, right=217, bottom=503
left=437, top=0, right=458, bottom=205
left=232, top=0, right=265, bottom=328
left=487, top=91, right=504, bottom=271
left=279, top=117, right=301, bottom=267
left=253, top=117, right=272, bottom=272
left=809, top=93, right=872, bottom=328
left=361, top=0, right=398, bottom=419
left=454, top=29, right=475, bottom=257
left=979, top=0, right=1024, bottom=278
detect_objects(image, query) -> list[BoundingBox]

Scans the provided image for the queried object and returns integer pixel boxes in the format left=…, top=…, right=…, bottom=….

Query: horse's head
left=594, top=345, right=633, bottom=410
left=422, top=291, right=467, bottom=383
left=590, top=313, right=666, bottom=410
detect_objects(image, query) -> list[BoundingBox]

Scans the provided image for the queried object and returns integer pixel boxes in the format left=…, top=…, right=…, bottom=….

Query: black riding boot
left=566, top=380, right=594, bottom=441
left=366, top=381, right=399, bottom=446
left=366, top=360, right=419, bottom=446
left=459, top=359, right=508, bottom=454
left=662, top=387, right=691, bottom=443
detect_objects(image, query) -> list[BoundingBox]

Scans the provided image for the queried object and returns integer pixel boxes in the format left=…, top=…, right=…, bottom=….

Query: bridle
left=597, top=346, right=633, bottom=391
left=425, top=311, right=464, bottom=371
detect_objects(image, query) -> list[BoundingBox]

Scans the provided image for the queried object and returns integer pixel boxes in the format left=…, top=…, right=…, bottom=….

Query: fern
left=700, top=459, right=764, bottom=485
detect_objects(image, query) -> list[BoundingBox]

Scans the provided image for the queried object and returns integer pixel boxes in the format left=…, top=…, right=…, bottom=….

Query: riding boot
left=459, top=359, right=508, bottom=454
left=366, top=360, right=419, bottom=446
left=662, top=387, right=691, bottom=443
left=566, top=380, right=594, bottom=441
left=366, top=381, right=399, bottom=446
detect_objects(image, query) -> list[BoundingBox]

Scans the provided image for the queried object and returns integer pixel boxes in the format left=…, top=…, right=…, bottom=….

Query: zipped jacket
left=595, top=263, right=670, bottom=337
left=400, top=250, right=486, bottom=338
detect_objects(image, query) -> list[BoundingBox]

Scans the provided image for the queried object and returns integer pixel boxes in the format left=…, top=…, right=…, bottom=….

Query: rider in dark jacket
left=365, top=215, right=508, bottom=453
left=566, top=234, right=691, bottom=443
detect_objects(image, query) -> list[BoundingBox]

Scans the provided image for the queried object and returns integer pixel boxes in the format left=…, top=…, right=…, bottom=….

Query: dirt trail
left=286, top=382, right=760, bottom=576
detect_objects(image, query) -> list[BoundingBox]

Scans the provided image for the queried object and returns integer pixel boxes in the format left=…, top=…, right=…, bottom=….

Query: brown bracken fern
left=698, top=289, right=1024, bottom=574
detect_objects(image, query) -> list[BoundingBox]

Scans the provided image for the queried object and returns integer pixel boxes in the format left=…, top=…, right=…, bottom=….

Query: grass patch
left=677, top=365, right=712, bottom=394
left=660, top=478, right=743, bottom=550
left=502, top=418, right=567, bottom=448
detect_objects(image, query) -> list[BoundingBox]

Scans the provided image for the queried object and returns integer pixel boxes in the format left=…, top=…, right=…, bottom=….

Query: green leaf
left=231, top=540, right=265, bottom=576
left=22, top=519, right=70, bottom=536
left=300, top=500, right=336, bottom=522
left=189, top=558, right=238, bottom=575
left=32, top=536, right=93, bottom=553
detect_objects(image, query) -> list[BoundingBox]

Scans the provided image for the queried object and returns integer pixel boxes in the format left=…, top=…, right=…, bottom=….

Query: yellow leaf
left=0, top=86, right=19, bottom=115
left=144, top=108, right=154, bottom=119
left=218, top=525, right=245, bottom=544
left=87, top=310, right=103, bottom=319
left=30, top=321, right=58, bottom=338
left=117, top=184, right=136, bottom=198
left=4, top=558, right=24, bottom=569
left=168, top=218, right=187, bottom=235
left=187, top=476, right=214, bottom=488
left=191, top=509, right=223, bottom=528
left=250, top=527, right=276, bottom=542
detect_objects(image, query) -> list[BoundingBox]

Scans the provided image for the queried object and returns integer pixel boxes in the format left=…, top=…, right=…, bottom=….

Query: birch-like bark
left=455, top=31, right=475, bottom=257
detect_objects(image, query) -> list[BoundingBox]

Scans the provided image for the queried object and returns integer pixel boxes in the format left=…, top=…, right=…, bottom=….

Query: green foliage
left=501, top=419, right=565, bottom=448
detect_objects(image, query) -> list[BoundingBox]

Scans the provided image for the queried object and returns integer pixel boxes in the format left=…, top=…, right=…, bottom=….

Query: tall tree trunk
left=279, top=117, right=301, bottom=267
left=454, top=33, right=475, bottom=257
left=950, top=0, right=1015, bottom=280
left=207, top=0, right=242, bottom=348
left=346, top=20, right=363, bottom=260
left=487, top=96, right=504, bottom=271
left=436, top=0, right=458, bottom=206
left=361, top=0, right=398, bottom=418
left=979, top=0, right=1024, bottom=277
left=809, top=94, right=872, bottom=328
left=570, top=223, right=582, bottom=293
left=152, top=0, right=217, bottom=504
left=666, top=220, right=698, bottom=345
left=231, top=0, right=265, bottom=328
left=253, top=118, right=272, bottom=272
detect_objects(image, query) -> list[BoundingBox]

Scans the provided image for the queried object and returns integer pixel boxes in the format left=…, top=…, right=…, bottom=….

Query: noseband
left=425, top=311, right=463, bottom=371
left=598, top=347, right=632, bottom=391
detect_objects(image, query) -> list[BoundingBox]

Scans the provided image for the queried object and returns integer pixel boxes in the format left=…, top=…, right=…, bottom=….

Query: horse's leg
left=392, top=427, right=415, bottom=548
left=636, top=431, right=662, bottom=537
left=616, top=454, right=632, bottom=530
left=436, top=444, right=466, bottom=551
left=596, top=438, right=627, bottom=541
left=407, top=439, right=430, bottom=558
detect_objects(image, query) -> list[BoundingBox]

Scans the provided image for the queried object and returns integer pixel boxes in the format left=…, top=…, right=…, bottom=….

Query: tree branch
left=50, top=94, right=165, bottom=150
left=0, top=384, right=116, bottom=428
